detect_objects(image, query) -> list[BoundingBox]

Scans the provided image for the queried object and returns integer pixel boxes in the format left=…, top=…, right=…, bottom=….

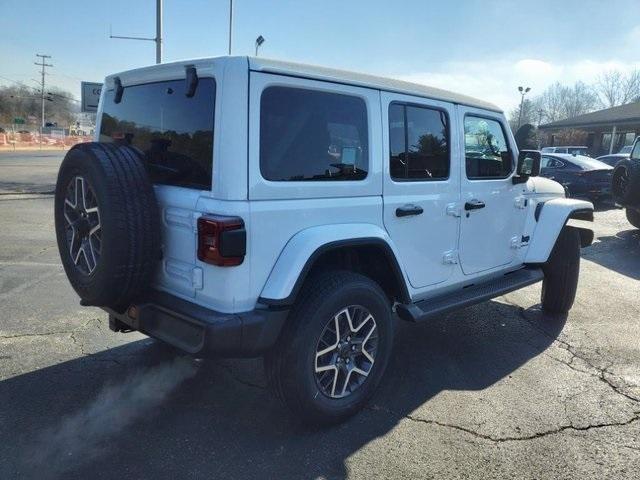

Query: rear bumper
left=104, top=291, right=288, bottom=357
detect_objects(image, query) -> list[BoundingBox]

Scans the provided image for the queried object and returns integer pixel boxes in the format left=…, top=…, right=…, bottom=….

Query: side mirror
left=513, top=150, right=541, bottom=184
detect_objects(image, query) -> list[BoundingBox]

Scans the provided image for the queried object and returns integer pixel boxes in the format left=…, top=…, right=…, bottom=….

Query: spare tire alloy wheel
left=63, top=176, right=101, bottom=275
left=315, top=305, right=378, bottom=399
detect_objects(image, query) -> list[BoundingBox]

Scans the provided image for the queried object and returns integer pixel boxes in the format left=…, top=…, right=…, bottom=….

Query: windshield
left=99, top=78, right=215, bottom=190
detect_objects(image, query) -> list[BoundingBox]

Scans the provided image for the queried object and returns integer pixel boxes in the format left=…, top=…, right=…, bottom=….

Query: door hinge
left=443, top=250, right=459, bottom=264
left=514, top=196, right=528, bottom=209
left=446, top=203, right=461, bottom=218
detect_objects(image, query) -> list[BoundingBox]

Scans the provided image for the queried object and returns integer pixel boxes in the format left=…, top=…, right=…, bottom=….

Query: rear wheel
left=541, top=227, right=581, bottom=314
left=265, top=271, right=393, bottom=425
left=626, top=208, right=640, bottom=229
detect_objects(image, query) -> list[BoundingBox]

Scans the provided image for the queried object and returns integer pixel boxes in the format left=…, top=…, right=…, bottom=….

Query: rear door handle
left=396, top=204, right=424, bottom=217
left=464, top=199, right=486, bottom=211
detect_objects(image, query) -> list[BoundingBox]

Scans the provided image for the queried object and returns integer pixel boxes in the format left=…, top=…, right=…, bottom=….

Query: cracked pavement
left=0, top=151, right=639, bottom=479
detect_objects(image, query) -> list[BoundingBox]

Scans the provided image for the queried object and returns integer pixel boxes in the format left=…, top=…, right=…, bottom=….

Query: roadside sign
left=13, top=117, right=25, bottom=125
left=81, top=82, right=103, bottom=113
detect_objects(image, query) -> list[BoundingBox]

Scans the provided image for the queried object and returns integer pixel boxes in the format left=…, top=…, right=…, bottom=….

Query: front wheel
left=626, top=208, right=640, bottom=229
left=265, top=271, right=393, bottom=425
left=541, top=227, right=581, bottom=314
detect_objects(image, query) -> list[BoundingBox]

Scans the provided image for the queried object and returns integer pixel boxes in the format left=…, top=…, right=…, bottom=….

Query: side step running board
left=396, top=267, right=544, bottom=322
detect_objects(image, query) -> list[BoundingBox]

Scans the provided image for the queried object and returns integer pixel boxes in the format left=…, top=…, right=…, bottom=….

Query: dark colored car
left=596, top=153, right=629, bottom=167
left=540, top=154, right=613, bottom=202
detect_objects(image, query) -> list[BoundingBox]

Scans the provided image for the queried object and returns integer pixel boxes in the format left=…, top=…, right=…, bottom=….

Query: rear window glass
left=569, top=155, right=612, bottom=170
left=260, top=86, right=368, bottom=181
left=99, top=78, right=215, bottom=190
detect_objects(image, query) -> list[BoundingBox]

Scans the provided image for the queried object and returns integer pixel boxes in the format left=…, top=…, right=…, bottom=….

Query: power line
left=34, top=54, right=53, bottom=128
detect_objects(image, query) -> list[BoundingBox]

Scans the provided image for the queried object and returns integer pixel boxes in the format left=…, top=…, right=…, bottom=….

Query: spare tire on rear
left=612, top=158, right=640, bottom=205
left=54, top=142, right=160, bottom=310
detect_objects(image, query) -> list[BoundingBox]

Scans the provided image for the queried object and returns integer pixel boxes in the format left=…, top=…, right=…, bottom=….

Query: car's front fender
left=525, top=198, right=594, bottom=264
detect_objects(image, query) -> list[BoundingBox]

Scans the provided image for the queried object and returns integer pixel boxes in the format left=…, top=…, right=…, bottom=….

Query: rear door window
left=389, top=103, right=449, bottom=180
left=260, top=86, right=368, bottom=181
left=99, top=78, right=215, bottom=190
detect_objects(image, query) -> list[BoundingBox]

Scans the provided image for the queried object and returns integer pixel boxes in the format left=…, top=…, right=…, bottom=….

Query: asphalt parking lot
left=1, top=150, right=639, bottom=479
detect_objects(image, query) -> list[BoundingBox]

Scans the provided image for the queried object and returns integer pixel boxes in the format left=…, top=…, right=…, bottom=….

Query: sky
left=1, top=0, right=639, bottom=113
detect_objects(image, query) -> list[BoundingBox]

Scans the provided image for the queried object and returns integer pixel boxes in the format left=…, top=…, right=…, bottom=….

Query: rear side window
left=260, top=86, right=368, bottom=181
left=464, top=116, right=513, bottom=179
left=389, top=103, right=449, bottom=180
left=99, top=78, right=215, bottom=190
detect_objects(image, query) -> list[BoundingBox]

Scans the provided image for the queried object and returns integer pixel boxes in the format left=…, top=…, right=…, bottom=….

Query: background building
left=538, top=102, right=640, bottom=156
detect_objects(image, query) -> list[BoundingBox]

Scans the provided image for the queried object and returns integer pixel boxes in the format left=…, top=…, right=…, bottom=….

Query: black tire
left=612, top=159, right=640, bottom=205
left=54, top=142, right=160, bottom=310
left=541, top=227, right=581, bottom=314
left=265, top=271, right=393, bottom=425
left=626, top=208, right=640, bottom=229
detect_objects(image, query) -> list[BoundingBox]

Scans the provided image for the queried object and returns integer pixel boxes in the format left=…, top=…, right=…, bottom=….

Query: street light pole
left=255, top=35, right=265, bottom=56
left=228, top=0, right=233, bottom=55
left=156, top=0, right=163, bottom=64
left=110, top=0, right=163, bottom=64
left=517, top=86, right=531, bottom=128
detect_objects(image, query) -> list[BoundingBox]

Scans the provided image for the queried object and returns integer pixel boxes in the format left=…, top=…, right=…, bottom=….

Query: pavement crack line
left=502, top=299, right=640, bottom=405
left=216, top=362, right=266, bottom=390
left=368, top=404, right=640, bottom=443
left=0, top=318, right=101, bottom=342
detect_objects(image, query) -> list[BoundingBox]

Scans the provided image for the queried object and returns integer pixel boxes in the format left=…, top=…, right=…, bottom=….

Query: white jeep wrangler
left=54, top=56, right=594, bottom=424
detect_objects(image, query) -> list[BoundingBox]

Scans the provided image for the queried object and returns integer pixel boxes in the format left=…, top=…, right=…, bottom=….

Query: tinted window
left=464, top=116, right=512, bottom=179
left=100, top=79, right=215, bottom=190
left=632, top=140, right=640, bottom=160
left=569, top=155, right=613, bottom=170
left=260, top=87, right=368, bottom=181
left=389, top=103, right=449, bottom=180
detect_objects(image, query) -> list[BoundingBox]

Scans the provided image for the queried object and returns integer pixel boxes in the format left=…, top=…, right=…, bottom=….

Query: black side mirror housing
left=513, top=150, right=541, bottom=184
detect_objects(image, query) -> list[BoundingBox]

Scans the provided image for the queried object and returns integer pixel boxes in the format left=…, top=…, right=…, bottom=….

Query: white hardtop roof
left=249, top=57, right=502, bottom=113
left=106, top=56, right=502, bottom=113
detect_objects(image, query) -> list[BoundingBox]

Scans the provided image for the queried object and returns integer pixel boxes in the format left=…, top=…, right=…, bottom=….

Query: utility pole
left=110, top=0, right=163, bottom=64
left=35, top=54, right=53, bottom=129
left=228, top=0, right=233, bottom=55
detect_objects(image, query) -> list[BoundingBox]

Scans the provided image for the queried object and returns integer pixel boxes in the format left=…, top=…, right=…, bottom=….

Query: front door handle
left=396, top=204, right=424, bottom=217
left=464, top=199, right=486, bottom=211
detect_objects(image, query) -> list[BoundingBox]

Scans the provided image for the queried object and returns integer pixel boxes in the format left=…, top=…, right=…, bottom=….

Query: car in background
left=596, top=153, right=629, bottom=167
left=540, top=153, right=613, bottom=203
left=611, top=138, right=640, bottom=229
left=541, top=146, right=590, bottom=156
left=618, top=145, right=634, bottom=154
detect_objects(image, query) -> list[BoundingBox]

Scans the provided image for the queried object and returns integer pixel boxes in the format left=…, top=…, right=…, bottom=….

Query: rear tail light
left=197, top=215, right=246, bottom=266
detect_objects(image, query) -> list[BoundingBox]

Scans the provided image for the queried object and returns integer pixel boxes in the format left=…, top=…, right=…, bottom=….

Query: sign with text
left=81, top=82, right=103, bottom=113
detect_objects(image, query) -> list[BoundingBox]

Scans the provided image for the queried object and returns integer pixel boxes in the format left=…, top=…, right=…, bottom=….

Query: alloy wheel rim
left=63, top=176, right=102, bottom=275
left=314, top=305, right=378, bottom=399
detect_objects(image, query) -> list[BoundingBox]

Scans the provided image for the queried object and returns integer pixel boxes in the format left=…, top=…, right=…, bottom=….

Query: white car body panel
left=94, top=56, right=593, bottom=314
left=259, top=223, right=403, bottom=301
left=525, top=198, right=594, bottom=263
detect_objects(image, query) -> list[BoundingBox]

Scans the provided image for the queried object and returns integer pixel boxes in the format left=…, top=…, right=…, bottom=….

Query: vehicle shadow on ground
left=582, top=228, right=640, bottom=279
left=0, top=300, right=564, bottom=480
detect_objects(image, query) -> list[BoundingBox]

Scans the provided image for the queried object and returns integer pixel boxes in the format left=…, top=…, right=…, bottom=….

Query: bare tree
left=594, top=69, right=640, bottom=108
left=508, top=98, right=535, bottom=131
left=535, top=81, right=598, bottom=124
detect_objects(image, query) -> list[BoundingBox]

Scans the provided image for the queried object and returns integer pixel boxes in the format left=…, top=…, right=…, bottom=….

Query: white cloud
left=392, top=58, right=640, bottom=113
